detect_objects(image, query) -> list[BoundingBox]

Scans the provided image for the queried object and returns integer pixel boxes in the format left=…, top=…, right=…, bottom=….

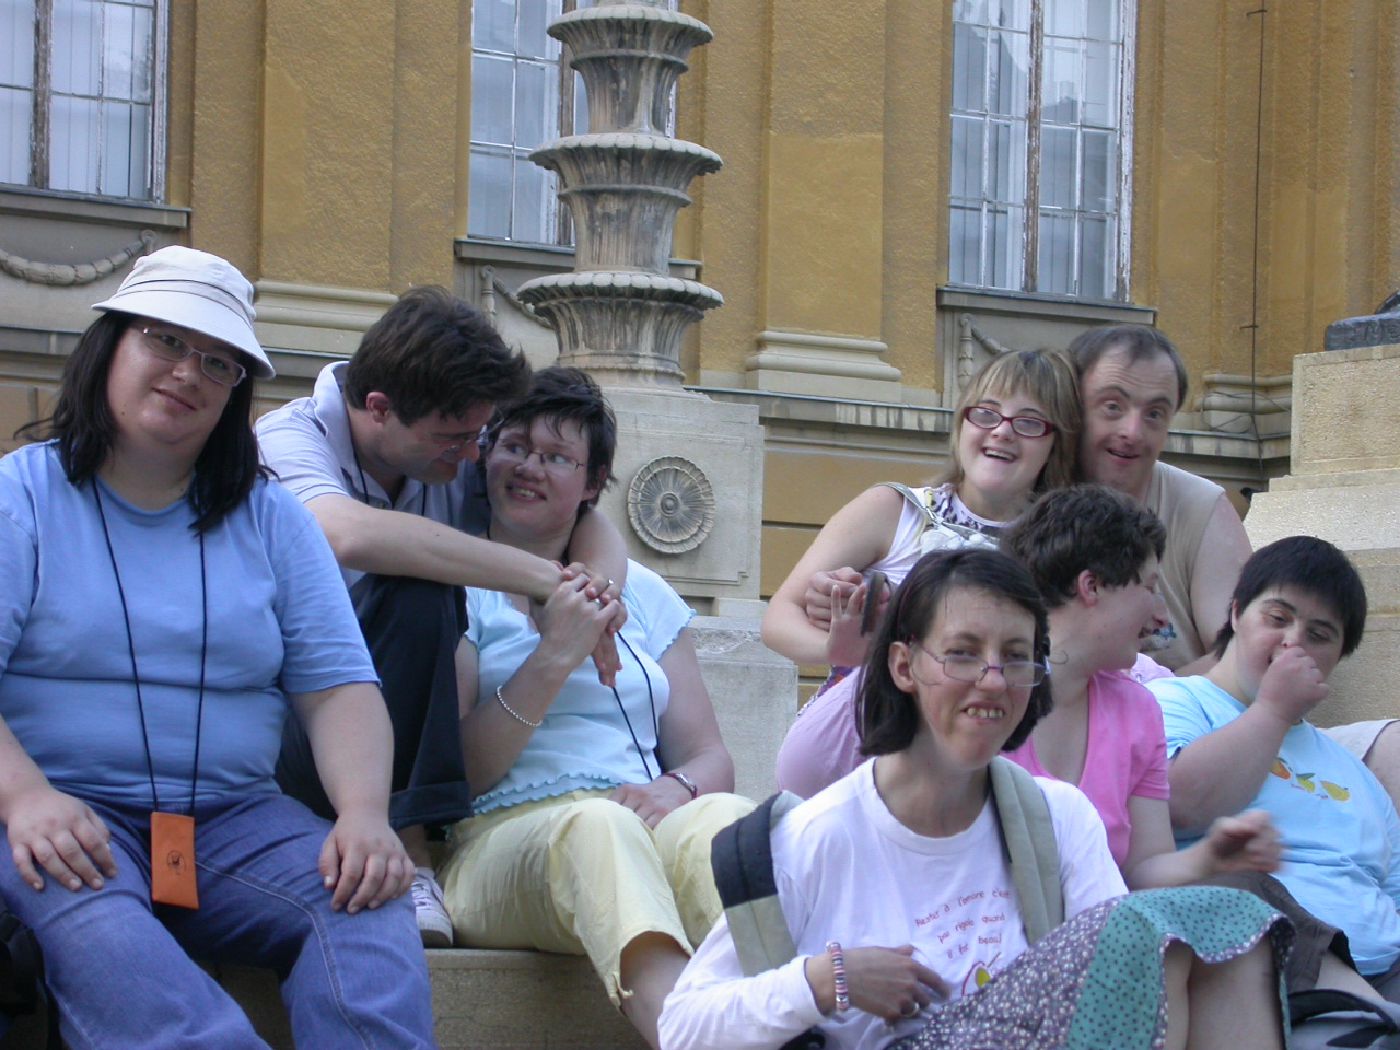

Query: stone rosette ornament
left=627, top=456, right=715, bottom=553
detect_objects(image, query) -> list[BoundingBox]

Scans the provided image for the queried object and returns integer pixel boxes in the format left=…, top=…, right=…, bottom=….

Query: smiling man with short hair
left=1068, top=324, right=1253, bottom=674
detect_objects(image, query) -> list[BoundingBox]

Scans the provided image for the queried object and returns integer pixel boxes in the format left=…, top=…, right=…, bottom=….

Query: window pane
left=511, top=159, right=551, bottom=243
left=953, top=0, right=989, bottom=25
left=49, top=93, right=100, bottom=192
left=131, top=4, right=152, bottom=101
left=468, top=149, right=513, bottom=239
left=100, top=99, right=131, bottom=194
left=1082, top=129, right=1114, bottom=211
left=948, top=203, right=983, bottom=286
left=1041, top=39, right=1081, bottom=125
left=987, top=205, right=1023, bottom=289
left=952, top=23, right=987, bottom=112
left=1039, top=126, right=1076, bottom=209
left=1044, top=0, right=1084, bottom=38
left=514, top=59, right=556, bottom=151
left=517, top=0, right=560, bottom=61
left=0, top=85, right=32, bottom=182
left=950, top=115, right=983, bottom=198
left=473, top=0, right=516, bottom=53
left=104, top=2, right=134, bottom=98
left=990, top=0, right=1030, bottom=30
left=1038, top=211, right=1076, bottom=295
left=1083, top=41, right=1117, bottom=127
left=987, top=30, right=1028, bottom=118
left=471, top=53, right=515, bottom=144
left=52, top=0, right=101, bottom=95
left=572, top=70, right=588, bottom=135
left=1080, top=215, right=1114, bottom=300
left=1, top=0, right=36, bottom=87
left=987, top=119, right=1024, bottom=202
left=1086, top=0, right=1117, bottom=40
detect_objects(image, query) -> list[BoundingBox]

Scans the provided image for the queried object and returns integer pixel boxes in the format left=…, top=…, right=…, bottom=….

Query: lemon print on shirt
left=1321, top=781, right=1351, bottom=801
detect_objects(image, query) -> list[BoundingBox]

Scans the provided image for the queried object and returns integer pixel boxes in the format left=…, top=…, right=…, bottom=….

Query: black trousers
left=276, top=574, right=473, bottom=829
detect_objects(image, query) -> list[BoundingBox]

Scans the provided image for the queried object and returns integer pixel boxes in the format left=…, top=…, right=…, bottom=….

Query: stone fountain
left=518, top=0, right=793, bottom=800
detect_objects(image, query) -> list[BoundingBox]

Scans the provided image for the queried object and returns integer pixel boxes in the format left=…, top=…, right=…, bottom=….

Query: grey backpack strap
left=710, top=791, right=807, bottom=976
left=989, top=757, right=1063, bottom=943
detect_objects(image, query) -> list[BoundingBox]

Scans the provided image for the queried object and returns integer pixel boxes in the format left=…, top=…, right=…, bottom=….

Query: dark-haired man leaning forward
left=257, top=287, right=627, bottom=946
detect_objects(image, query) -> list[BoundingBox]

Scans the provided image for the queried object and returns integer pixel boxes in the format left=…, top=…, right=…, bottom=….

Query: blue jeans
left=0, top=793, right=435, bottom=1049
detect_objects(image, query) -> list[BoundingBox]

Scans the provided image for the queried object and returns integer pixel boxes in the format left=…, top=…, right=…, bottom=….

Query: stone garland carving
left=0, top=229, right=155, bottom=285
left=627, top=455, right=714, bottom=554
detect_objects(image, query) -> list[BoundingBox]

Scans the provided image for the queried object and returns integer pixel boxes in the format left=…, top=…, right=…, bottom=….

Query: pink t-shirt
left=1007, top=670, right=1170, bottom=869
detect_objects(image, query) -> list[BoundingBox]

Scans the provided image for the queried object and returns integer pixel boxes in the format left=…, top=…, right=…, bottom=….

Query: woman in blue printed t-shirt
left=0, top=247, right=433, bottom=1049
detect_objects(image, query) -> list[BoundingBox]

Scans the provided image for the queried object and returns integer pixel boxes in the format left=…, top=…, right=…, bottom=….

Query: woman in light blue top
left=0, top=247, right=433, bottom=1049
left=437, top=368, right=752, bottom=1049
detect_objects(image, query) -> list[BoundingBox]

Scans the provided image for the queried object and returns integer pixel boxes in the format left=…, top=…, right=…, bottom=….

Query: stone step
left=4, top=949, right=648, bottom=1050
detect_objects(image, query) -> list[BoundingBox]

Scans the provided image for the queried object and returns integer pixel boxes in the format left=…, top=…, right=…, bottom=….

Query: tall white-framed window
left=948, top=0, right=1134, bottom=301
left=468, top=0, right=583, bottom=245
left=468, top=0, right=676, bottom=246
left=1, top=0, right=166, bottom=200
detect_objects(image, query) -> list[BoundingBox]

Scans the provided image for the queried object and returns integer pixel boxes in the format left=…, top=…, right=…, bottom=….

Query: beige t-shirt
left=1142, top=461, right=1227, bottom=670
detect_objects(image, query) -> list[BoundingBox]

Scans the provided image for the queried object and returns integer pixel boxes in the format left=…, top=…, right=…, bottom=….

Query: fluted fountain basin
left=531, top=135, right=723, bottom=272
left=531, top=135, right=721, bottom=192
left=516, top=271, right=723, bottom=384
left=551, top=5, right=713, bottom=135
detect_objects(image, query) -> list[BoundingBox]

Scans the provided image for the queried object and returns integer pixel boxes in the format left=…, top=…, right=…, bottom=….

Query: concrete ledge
left=4, top=949, right=648, bottom=1050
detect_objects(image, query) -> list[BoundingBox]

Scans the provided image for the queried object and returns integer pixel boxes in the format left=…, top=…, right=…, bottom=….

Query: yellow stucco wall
left=3, top=0, right=1397, bottom=615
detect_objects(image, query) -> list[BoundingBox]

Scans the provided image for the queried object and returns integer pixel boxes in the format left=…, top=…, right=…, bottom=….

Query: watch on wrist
left=662, top=770, right=699, bottom=799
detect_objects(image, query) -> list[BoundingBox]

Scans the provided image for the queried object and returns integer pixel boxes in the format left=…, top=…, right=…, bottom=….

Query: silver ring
left=900, top=1003, right=919, bottom=1019
left=593, top=597, right=605, bottom=607
left=605, top=578, right=616, bottom=591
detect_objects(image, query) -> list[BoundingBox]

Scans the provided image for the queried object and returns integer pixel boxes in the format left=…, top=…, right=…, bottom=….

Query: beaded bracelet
left=495, top=684, right=542, bottom=728
left=825, top=940, right=850, bottom=1013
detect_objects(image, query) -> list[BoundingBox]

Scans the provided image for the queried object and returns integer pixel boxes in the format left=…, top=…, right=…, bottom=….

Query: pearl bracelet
left=495, top=685, right=542, bottom=728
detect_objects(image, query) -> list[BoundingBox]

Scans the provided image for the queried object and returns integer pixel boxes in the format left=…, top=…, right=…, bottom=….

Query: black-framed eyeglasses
left=138, top=327, right=247, bottom=388
left=494, top=440, right=583, bottom=478
left=909, top=644, right=1046, bottom=689
left=963, top=405, right=1054, bottom=439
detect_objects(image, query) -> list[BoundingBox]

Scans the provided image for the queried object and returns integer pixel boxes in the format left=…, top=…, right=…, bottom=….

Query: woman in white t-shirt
left=661, top=549, right=1291, bottom=1050
left=765, top=350, right=1081, bottom=797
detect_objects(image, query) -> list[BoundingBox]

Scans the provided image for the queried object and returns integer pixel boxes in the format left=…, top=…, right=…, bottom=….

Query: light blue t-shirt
left=255, top=362, right=491, bottom=590
left=467, top=560, right=692, bottom=815
left=1152, top=674, right=1400, bottom=975
left=0, top=442, right=377, bottom=808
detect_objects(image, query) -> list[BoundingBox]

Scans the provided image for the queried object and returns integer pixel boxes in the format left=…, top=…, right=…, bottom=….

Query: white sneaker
left=411, top=869, right=453, bottom=948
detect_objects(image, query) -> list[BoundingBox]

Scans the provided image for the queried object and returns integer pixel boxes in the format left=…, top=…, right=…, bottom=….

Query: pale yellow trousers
left=438, top=790, right=754, bottom=1004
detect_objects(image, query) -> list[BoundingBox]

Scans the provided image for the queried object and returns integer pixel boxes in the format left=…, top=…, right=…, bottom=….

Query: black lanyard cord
left=610, top=632, right=660, bottom=782
left=94, top=483, right=208, bottom=815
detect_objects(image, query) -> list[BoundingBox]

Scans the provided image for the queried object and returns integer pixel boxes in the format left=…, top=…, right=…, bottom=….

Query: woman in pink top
left=1002, top=484, right=1278, bottom=887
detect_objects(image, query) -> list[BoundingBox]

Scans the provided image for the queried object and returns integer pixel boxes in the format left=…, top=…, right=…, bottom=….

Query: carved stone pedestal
left=1244, top=317, right=1400, bottom=727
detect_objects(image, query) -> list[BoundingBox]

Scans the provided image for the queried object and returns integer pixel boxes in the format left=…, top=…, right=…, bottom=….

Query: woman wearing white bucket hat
left=0, top=246, right=435, bottom=1048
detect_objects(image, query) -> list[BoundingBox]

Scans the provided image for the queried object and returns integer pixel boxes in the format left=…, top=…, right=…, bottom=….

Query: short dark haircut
left=858, top=548, right=1052, bottom=756
left=1212, top=536, right=1368, bottom=659
left=344, top=286, right=530, bottom=425
left=1001, top=484, right=1167, bottom=610
left=485, top=366, right=617, bottom=507
left=16, top=310, right=265, bottom=533
left=1066, top=323, right=1189, bottom=410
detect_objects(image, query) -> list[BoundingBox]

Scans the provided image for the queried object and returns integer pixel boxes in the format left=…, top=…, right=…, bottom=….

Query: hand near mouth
left=1255, top=646, right=1328, bottom=724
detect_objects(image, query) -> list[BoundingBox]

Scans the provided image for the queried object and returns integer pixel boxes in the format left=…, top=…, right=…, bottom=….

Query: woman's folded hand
left=6, top=785, right=118, bottom=892
left=318, top=809, right=415, bottom=914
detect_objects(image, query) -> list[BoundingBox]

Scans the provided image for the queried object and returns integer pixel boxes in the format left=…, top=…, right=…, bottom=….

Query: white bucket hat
left=92, top=245, right=275, bottom=379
